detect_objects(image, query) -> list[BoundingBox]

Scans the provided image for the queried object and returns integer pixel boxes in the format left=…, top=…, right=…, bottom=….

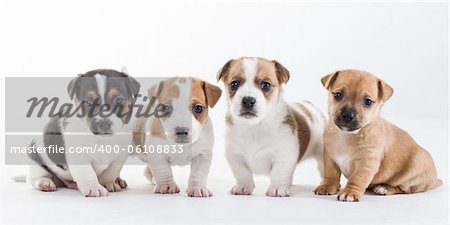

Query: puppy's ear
left=273, top=60, right=290, bottom=84
left=217, top=59, right=234, bottom=82
left=148, top=80, right=164, bottom=99
left=128, top=76, right=141, bottom=97
left=203, top=81, right=222, bottom=108
left=377, top=79, right=394, bottom=102
left=321, top=71, right=339, bottom=90
left=67, top=74, right=82, bottom=100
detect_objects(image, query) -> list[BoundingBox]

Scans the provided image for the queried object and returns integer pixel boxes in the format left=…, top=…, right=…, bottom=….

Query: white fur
left=224, top=59, right=325, bottom=197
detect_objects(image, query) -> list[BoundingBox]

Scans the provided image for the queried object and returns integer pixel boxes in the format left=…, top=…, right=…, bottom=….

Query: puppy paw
left=314, top=184, right=339, bottom=195
left=116, top=177, right=128, bottom=189
left=186, top=185, right=212, bottom=197
left=155, top=182, right=180, bottom=194
left=79, top=184, right=109, bottom=197
left=34, top=177, right=57, bottom=192
left=265, top=186, right=291, bottom=197
left=372, top=184, right=400, bottom=195
left=230, top=183, right=254, bottom=195
left=337, top=188, right=362, bottom=202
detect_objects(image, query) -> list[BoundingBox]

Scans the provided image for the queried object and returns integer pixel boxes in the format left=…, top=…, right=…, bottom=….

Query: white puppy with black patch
left=133, top=77, right=221, bottom=197
left=217, top=57, right=325, bottom=197
left=18, top=69, right=140, bottom=197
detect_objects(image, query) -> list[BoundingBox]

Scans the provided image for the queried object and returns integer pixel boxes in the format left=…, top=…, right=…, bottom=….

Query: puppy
left=217, top=57, right=325, bottom=197
left=133, top=77, right=221, bottom=197
left=25, top=69, right=140, bottom=197
left=314, top=69, right=442, bottom=202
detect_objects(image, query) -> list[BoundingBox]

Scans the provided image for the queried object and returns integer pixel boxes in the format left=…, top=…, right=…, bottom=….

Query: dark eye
left=261, top=81, right=271, bottom=92
left=364, top=98, right=373, bottom=107
left=193, top=104, right=203, bottom=114
left=114, top=96, right=124, bottom=105
left=230, top=80, right=240, bottom=91
left=161, top=104, right=172, bottom=113
left=333, top=92, right=343, bottom=101
left=84, top=99, right=93, bottom=107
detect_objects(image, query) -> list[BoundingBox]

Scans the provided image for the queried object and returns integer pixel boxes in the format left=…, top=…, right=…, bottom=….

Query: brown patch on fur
left=192, top=78, right=209, bottom=124
left=296, top=102, right=314, bottom=122
left=148, top=78, right=180, bottom=105
left=150, top=118, right=166, bottom=139
left=254, top=58, right=280, bottom=101
left=283, top=106, right=311, bottom=161
left=217, top=60, right=245, bottom=99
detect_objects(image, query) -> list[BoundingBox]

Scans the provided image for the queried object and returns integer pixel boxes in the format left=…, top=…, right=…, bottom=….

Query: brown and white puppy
left=218, top=57, right=325, bottom=197
left=133, top=77, right=221, bottom=197
left=314, top=69, right=442, bottom=202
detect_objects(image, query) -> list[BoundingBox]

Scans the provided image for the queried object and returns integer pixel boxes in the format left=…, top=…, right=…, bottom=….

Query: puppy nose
left=242, top=96, right=256, bottom=109
left=175, top=127, right=189, bottom=136
left=99, top=119, right=111, bottom=130
left=342, top=111, right=356, bottom=123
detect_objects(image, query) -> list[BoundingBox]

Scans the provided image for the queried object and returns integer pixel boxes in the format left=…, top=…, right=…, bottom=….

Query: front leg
left=69, top=164, right=108, bottom=197
left=337, top=151, right=381, bottom=202
left=97, top=153, right=129, bottom=192
left=314, top=151, right=341, bottom=195
left=226, top=151, right=255, bottom=195
left=186, top=152, right=212, bottom=197
left=149, top=162, right=179, bottom=194
left=266, top=156, right=297, bottom=197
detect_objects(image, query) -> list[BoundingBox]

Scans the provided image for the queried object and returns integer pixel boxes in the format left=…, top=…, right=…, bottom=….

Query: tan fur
left=283, top=106, right=311, bottom=161
left=191, top=78, right=222, bottom=124
left=315, top=69, right=441, bottom=201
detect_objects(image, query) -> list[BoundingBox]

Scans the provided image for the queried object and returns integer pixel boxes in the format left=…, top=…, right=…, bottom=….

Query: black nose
left=175, top=127, right=189, bottom=136
left=242, top=96, right=256, bottom=109
left=342, top=110, right=356, bottom=123
left=98, top=119, right=111, bottom=130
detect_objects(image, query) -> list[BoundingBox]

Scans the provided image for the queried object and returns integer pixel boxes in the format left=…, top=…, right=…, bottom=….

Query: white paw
left=155, top=182, right=180, bottom=194
left=230, top=183, right=254, bottom=195
left=102, top=177, right=128, bottom=192
left=186, top=185, right=212, bottom=197
left=372, top=185, right=387, bottom=195
left=265, top=186, right=291, bottom=197
left=34, top=177, right=57, bottom=192
left=79, top=184, right=109, bottom=197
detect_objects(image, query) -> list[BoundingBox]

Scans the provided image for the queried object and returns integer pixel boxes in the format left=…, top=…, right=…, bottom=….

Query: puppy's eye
left=161, top=104, right=172, bottom=113
left=230, top=80, right=240, bottom=91
left=192, top=104, right=203, bottom=115
left=364, top=98, right=373, bottom=107
left=114, top=96, right=124, bottom=105
left=261, top=81, right=271, bottom=92
left=333, top=92, right=343, bottom=101
left=84, top=99, right=93, bottom=107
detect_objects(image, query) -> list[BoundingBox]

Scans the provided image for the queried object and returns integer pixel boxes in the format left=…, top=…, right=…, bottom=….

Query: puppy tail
left=11, top=174, right=26, bottom=182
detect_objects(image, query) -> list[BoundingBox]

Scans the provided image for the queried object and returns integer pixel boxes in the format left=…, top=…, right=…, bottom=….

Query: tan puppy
left=314, top=69, right=441, bottom=202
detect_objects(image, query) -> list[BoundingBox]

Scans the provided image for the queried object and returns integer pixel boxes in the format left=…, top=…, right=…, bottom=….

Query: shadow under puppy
left=23, top=69, right=140, bottom=197
left=314, top=69, right=442, bottom=202
left=133, top=77, right=221, bottom=197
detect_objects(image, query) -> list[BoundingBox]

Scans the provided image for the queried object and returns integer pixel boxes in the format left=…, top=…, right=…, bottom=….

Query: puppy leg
left=150, top=163, right=180, bottom=194
left=97, top=154, right=128, bottom=192
left=27, top=165, right=57, bottom=192
left=226, top=152, right=255, bottom=195
left=314, top=151, right=341, bottom=195
left=337, top=153, right=381, bottom=202
left=69, top=165, right=108, bottom=197
left=187, top=152, right=212, bottom=197
left=143, top=166, right=154, bottom=184
left=372, top=184, right=404, bottom=195
left=266, top=157, right=296, bottom=197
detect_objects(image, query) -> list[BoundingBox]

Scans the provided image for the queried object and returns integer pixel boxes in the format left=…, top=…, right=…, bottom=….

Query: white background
left=0, top=1, right=448, bottom=225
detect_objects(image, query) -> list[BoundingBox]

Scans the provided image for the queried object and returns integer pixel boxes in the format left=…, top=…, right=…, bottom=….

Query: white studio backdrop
left=0, top=1, right=447, bottom=120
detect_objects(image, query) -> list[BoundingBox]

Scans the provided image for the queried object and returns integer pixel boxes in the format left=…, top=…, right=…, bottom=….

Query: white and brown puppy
left=23, top=69, right=140, bottom=197
left=133, top=77, right=221, bottom=197
left=217, top=57, right=325, bottom=197
left=314, top=69, right=442, bottom=202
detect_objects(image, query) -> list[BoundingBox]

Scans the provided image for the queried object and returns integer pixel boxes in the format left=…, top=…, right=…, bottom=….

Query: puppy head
left=67, top=69, right=140, bottom=136
left=321, top=69, right=393, bottom=133
left=149, top=77, right=221, bottom=143
left=217, top=57, right=289, bottom=125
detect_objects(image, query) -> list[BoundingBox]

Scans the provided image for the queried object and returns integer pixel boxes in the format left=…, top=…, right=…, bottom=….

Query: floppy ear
left=377, top=79, right=394, bottom=102
left=321, top=71, right=339, bottom=90
left=67, top=74, right=82, bottom=100
left=273, top=60, right=290, bottom=84
left=203, top=81, right=222, bottom=108
left=148, top=80, right=164, bottom=99
left=128, top=76, right=141, bottom=97
left=216, top=59, right=234, bottom=82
